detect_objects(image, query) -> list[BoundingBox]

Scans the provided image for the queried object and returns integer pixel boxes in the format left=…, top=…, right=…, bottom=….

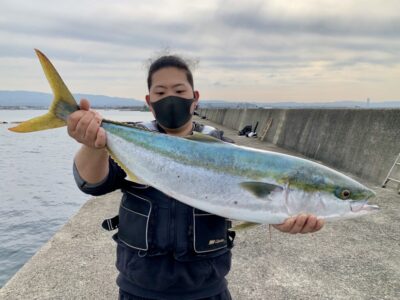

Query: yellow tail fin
left=9, top=49, right=79, bottom=133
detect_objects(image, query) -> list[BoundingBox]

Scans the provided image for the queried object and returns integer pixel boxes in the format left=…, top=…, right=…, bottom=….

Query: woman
left=68, top=55, right=324, bottom=300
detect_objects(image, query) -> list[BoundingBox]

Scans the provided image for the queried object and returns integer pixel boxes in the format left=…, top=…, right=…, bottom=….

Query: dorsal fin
left=184, top=132, right=224, bottom=143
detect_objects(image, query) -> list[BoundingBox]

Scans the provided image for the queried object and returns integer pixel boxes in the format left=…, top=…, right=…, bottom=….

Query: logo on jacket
left=208, top=239, right=225, bottom=245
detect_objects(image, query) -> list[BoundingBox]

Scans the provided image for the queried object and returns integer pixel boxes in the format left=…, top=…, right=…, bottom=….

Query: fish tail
left=8, top=49, right=79, bottom=133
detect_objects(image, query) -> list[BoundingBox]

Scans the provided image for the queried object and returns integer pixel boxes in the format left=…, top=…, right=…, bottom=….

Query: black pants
left=118, top=289, right=232, bottom=300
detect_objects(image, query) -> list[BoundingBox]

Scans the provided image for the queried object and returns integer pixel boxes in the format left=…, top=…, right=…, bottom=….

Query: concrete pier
left=199, top=108, right=400, bottom=185
left=1, top=113, right=399, bottom=299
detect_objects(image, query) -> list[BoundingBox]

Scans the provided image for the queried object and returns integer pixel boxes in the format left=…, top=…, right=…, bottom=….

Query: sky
left=0, top=0, right=399, bottom=103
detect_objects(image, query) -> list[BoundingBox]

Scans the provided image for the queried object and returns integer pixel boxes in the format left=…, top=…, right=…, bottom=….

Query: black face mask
left=151, top=95, right=195, bottom=130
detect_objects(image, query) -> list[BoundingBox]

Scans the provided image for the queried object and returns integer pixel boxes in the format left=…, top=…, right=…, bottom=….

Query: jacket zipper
left=169, top=198, right=176, bottom=252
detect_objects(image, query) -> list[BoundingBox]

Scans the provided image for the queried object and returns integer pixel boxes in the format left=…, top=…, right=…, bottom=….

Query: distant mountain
left=0, top=90, right=144, bottom=108
left=2, top=90, right=399, bottom=109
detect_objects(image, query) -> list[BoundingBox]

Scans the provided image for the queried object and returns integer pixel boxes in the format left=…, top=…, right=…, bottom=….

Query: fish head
left=332, top=184, right=378, bottom=216
left=284, top=166, right=379, bottom=220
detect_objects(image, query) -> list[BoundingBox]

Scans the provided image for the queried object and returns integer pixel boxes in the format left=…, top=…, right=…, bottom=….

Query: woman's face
left=147, top=67, right=198, bottom=104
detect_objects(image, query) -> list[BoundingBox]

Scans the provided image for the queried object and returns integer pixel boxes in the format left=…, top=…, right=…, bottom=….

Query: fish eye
left=335, top=188, right=352, bottom=200
left=340, top=189, right=351, bottom=199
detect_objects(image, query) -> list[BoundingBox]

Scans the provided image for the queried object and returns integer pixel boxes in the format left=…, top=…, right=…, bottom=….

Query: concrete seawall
left=199, top=108, right=400, bottom=185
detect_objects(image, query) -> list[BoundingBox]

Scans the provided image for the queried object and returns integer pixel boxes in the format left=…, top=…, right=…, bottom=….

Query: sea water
left=0, top=109, right=153, bottom=287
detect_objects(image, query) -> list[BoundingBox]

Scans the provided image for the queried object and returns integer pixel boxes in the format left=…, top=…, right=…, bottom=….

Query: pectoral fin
left=240, top=182, right=283, bottom=198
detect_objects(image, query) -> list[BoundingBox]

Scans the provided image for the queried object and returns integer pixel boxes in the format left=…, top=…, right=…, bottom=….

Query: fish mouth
left=350, top=200, right=380, bottom=213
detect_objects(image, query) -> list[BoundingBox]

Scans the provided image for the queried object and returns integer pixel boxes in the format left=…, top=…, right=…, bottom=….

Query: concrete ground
left=1, top=117, right=399, bottom=300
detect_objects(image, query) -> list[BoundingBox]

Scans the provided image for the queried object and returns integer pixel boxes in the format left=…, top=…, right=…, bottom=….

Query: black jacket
left=73, top=121, right=234, bottom=300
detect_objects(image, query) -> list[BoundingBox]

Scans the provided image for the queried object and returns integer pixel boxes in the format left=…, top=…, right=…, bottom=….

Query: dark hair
left=147, top=55, right=194, bottom=90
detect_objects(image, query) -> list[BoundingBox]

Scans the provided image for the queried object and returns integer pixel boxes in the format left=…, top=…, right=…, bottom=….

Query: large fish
left=10, top=50, right=379, bottom=225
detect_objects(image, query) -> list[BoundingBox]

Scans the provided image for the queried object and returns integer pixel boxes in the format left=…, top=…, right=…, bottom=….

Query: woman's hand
left=272, top=214, right=325, bottom=234
left=67, top=99, right=106, bottom=149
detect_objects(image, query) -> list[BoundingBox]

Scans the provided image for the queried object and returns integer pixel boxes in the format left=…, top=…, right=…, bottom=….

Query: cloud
left=215, top=2, right=400, bottom=38
left=0, top=0, right=399, bottom=101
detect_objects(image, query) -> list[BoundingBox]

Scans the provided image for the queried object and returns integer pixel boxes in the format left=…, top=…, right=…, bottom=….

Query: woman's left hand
left=272, top=214, right=325, bottom=234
